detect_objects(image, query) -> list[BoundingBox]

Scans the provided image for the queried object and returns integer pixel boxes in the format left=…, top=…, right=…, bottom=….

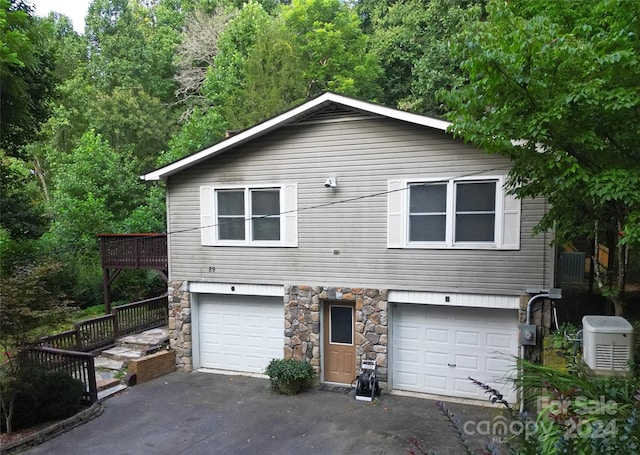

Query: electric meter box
left=582, top=316, right=633, bottom=375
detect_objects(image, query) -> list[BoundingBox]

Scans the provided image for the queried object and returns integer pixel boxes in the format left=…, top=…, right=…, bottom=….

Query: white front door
left=392, top=304, right=518, bottom=402
left=198, top=294, right=283, bottom=373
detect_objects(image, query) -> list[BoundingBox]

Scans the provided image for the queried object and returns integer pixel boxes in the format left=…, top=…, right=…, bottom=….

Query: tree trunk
left=1, top=394, right=15, bottom=433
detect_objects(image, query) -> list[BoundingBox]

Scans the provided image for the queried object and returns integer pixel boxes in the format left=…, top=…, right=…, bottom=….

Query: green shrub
left=1, top=369, right=85, bottom=432
left=265, top=358, right=315, bottom=394
left=550, top=322, right=581, bottom=352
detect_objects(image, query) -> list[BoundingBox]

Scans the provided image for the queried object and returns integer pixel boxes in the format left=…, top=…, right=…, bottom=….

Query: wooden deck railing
left=22, top=347, right=98, bottom=405
left=39, top=296, right=168, bottom=352
left=115, top=296, right=169, bottom=337
left=99, top=234, right=168, bottom=269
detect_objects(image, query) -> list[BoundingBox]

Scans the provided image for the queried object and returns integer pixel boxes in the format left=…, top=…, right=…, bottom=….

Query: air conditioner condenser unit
left=582, top=316, right=634, bottom=376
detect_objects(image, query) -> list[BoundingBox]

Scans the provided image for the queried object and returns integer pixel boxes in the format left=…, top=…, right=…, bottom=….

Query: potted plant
left=265, top=358, right=315, bottom=395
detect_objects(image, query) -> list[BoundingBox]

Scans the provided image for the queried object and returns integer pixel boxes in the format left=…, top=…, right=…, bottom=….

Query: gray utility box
left=582, top=316, right=634, bottom=375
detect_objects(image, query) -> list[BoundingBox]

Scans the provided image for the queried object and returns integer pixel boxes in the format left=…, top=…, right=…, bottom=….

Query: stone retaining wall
left=518, top=294, right=552, bottom=364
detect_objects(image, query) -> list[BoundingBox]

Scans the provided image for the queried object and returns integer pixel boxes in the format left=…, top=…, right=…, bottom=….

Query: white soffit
left=142, top=92, right=452, bottom=181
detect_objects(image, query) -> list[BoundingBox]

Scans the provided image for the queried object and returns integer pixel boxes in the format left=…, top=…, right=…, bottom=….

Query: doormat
left=317, top=384, right=353, bottom=394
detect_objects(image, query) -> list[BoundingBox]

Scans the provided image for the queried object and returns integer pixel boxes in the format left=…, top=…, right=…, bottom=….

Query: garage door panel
left=393, top=303, right=518, bottom=402
left=453, top=377, right=484, bottom=396
left=396, top=325, right=420, bottom=341
left=487, top=333, right=514, bottom=349
left=454, top=354, right=479, bottom=370
left=453, top=312, right=481, bottom=323
left=245, top=315, right=266, bottom=328
left=396, top=347, right=420, bottom=363
left=425, top=374, right=448, bottom=392
left=198, top=294, right=283, bottom=373
left=425, top=351, right=447, bottom=366
left=425, top=328, right=448, bottom=343
left=245, top=335, right=265, bottom=348
left=486, top=356, right=513, bottom=374
left=455, top=330, right=480, bottom=346
left=224, top=314, right=242, bottom=327
left=396, top=371, right=419, bottom=387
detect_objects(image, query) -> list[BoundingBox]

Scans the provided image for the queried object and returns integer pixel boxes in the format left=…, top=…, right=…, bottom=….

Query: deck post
left=103, top=268, right=112, bottom=314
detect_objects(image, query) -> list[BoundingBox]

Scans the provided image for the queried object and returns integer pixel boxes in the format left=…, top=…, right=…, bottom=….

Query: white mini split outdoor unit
left=582, top=316, right=634, bottom=375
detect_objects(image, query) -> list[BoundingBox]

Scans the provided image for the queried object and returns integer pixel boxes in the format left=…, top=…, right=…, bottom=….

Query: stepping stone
left=94, top=357, right=125, bottom=370
left=119, top=328, right=169, bottom=347
left=102, top=346, right=145, bottom=361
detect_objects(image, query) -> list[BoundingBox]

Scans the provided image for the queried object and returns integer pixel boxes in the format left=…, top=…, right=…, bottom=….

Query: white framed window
left=200, top=184, right=298, bottom=247
left=388, top=176, right=520, bottom=250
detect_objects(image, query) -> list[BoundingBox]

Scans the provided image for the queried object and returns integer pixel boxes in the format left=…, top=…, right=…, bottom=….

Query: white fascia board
left=330, top=93, right=452, bottom=131
left=142, top=92, right=452, bottom=181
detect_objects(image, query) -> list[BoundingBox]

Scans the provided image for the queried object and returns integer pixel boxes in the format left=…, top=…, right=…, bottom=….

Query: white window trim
left=388, top=176, right=520, bottom=250
left=200, top=184, right=298, bottom=247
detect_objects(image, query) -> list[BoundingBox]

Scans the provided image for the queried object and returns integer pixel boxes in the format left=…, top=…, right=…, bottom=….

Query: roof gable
left=142, top=92, right=452, bottom=181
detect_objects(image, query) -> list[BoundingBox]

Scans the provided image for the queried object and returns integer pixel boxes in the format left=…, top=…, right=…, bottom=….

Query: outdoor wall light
left=324, top=178, right=337, bottom=188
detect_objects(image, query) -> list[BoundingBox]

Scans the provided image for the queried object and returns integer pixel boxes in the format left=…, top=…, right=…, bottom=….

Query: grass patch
left=543, top=336, right=568, bottom=372
left=73, top=304, right=107, bottom=321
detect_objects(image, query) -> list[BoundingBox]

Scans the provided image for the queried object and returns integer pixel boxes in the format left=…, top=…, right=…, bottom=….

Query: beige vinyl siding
left=166, top=117, right=553, bottom=295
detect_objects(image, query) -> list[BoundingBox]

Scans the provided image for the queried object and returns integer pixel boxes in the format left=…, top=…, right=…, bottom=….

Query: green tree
left=160, top=107, right=228, bottom=164
left=0, top=1, right=57, bottom=156
left=203, top=3, right=306, bottom=128
left=44, top=130, right=152, bottom=306
left=47, top=130, right=146, bottom=250
left=443, top=0, right=640, bottom=312
left=283, top=0, right=381, bottom=98
left=368, top=0, right=483, bottom=113
left=238, top=16, right=306, bottom=122
left=0, top=151, right=47, bottom=241
left=0, top=258, right=73, bottom=433
left=202, top=1, right=271, bottom=114
left=85, top=0, right=180, bottom=102
left=198, top=0, right=381, bottom=132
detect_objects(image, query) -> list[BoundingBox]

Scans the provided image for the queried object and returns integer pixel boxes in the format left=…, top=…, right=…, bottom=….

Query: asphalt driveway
left=24, top=371, right=507, bottom=454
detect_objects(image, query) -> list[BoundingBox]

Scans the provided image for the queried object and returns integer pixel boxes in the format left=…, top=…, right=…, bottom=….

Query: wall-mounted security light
left=324, top=178, right=337, bottom=188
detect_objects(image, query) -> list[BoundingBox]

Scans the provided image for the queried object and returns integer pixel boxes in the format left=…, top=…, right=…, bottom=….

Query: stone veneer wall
left=167, top=280, right=192, bottom=371
left=167, top=281, right=532, bottom=386
left=518, top=294, right=552, bottom=364
left=284, top=285, right=389, bottom=388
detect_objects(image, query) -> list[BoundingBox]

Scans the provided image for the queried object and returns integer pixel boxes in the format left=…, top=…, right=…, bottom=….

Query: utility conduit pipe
left=519, top=288, right=562, bottom=414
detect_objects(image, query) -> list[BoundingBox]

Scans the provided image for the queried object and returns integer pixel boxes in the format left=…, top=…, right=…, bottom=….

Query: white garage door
left=198, top=294, right=283, bottom=373
left=392, top=304, right=518, bottom=402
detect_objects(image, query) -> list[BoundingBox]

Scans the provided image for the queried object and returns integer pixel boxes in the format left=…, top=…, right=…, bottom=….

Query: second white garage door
left=392, top=304, right=518, bottom=402
left=198, top=294, right=283, bottom=374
